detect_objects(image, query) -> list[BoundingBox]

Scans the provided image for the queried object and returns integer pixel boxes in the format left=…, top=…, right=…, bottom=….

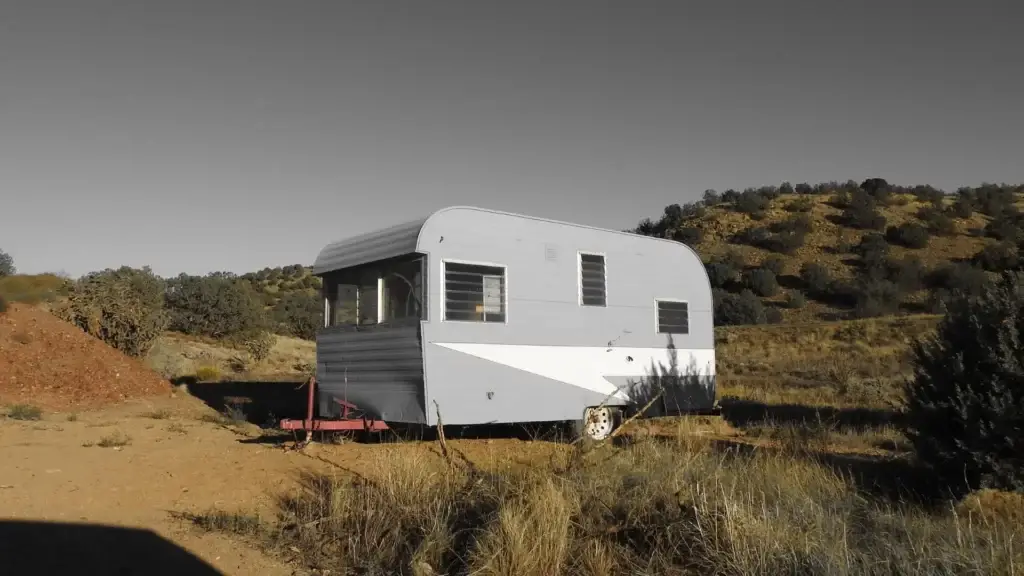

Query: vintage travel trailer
left=294, top=206, right=716, bottom=440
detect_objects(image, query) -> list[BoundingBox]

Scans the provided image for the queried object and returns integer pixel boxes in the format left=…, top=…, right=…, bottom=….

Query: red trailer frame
left=279, top=376, right=389, bottom=433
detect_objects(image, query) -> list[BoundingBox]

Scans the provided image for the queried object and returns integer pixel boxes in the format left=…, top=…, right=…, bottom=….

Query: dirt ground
left=0, top=391, right=581, bottom=575
left=0, top=392, right=322, bottom=575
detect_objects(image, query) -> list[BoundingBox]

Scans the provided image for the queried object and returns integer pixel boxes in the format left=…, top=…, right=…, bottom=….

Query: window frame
left=577, top=250, right=608, bottom=307
left=321, top=254, right=427, bottom=329
left=654, top=298, right=690, bottom=335
left=440, top=258, right=509, bottom=324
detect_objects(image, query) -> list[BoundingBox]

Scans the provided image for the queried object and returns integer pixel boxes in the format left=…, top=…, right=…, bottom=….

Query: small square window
left=580, top=253, right=606, bottom=307
left=656, top=300, right=689, bottom=334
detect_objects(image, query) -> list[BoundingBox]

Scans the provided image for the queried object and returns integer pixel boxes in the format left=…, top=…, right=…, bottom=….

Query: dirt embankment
left=0, top=303, right=172, bottom=412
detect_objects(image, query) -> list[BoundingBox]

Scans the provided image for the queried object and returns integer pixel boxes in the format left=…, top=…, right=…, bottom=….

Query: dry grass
left=185, top=432, right=1022, bottom=575
left=146, top=332, right=314, bottom=381
left=716, top=315, right=937, bottom=410
left=6, top=404, right=43, bottom=421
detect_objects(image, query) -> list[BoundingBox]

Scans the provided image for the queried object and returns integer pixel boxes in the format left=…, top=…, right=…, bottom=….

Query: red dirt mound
left=0, top=303, right=172, bottom=412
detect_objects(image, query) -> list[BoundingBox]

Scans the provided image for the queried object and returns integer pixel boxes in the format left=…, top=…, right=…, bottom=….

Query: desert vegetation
left=2, top=178, right=1024, bottom=575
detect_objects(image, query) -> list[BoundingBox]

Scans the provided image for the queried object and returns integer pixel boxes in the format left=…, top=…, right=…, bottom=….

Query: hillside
left=632, top=181, right=1024, bottom=323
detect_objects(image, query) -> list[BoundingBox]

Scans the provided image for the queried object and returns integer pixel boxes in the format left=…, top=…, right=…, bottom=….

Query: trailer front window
left=444, top=262, right=506, bottom=323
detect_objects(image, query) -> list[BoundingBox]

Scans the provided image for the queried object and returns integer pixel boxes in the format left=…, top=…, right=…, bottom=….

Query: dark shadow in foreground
left=720, top=397, right=901, bottom=431
left=0, top=520, right=223, bottom=575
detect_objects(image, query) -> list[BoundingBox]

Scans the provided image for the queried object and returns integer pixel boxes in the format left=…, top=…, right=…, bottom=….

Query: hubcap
left=583, top=406, right=615, bottom=440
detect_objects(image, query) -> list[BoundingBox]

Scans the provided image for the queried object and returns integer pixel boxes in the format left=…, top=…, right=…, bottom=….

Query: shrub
left=800, top=263, right=832, bottom=295
left=719, top=249, right=746, bottom=271
left=785, top=196, right=814, bottom=213
left=704, top=262, right=736, bottom=289
left=885, top=222, right=930, bottom=249
left=242, top=331, right=275, bottom=363
left=7, top=404, right=42, bottom=420
left=911, top=185, right=945, bottom=206
left=764, top=231, right=806, bottom=254
left=743, top=268, right=779, bottom=297
left=673, top=226, right=703, bottom=246
left=885, top=256, right=925, bottom=292
left=984, top=214, right=1024, bottom=243
left=850, top=278, right=903, bottom=318
left=842, top=190, right=887, bottom=230
left=860, top=178, right=892, bottom=205
left=272, top=291, right=322, bottom=340
left=949, top=196, right=974, bottom=219
left=734, top=190, right=771, bottom=217
left=713, top=289, right=767, bottom=326
left=854, top=233, right=890, bottom=273
left=0, top=249, right=13, bottom=277
left=973, top=242, right=1020, bottom=273
left=60, top=266, right=169, bottom=358
left=765, top=307, right=784, bottom=324
left=0, top=294, right=7, bottom=315
left=903, top=271, right=1024, bottom=495
left=772, top=214, right=814, bottom=236
left=925, top=263, right=991, bottom=300
left=918, top=207, right=957, bottom=236
left=761, top=255, right=786, bottom=276
left=165, top=273, right=266, bottom=339
left=702, top=189, right=721, bottom=206
left=783, top=290, right=806, bottom=309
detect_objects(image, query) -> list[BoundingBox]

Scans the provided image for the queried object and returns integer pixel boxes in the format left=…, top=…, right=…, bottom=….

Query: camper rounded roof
left=312, top=205, right=700, bottom=275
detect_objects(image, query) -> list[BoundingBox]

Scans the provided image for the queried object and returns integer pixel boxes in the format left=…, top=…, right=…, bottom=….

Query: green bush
left=0, top=294, right=7, bottom=315
left=850, top=278, right=903, bottom=318
left=841, top=190, right=887, bottom=230
left=713, top=289, right=767, bottom=326
left=0, top=249, right=13, bottom=277
left=761, top=255, right=786, bottom=276
left=799, top=263, right=832, bottom=295
left=918, top=207, right=957, bottom=236
left=973, top=243, right=1020, bottom=273
left=242, top=331, right=275, bottom=363
left=783, top=291, right=806, bottom=309
left=59, top=266, right=169, bottom=358
left=165, top=273, right=266, bottom=339
left=743, top=268, right=779, bottom=297
left=784, top=196, right=814, bottom=213
left=272, top=291, right=322, bottom=340
left=903, top=271, right=1024, bottom=495
left=885, top=222, right=930, bottom=249
left=703, top=262, right=736, bottom=290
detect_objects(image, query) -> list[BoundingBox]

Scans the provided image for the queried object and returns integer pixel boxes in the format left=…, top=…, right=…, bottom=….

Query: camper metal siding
left=312, top=216, right=428, bottom=275
left=415, top=207, right=716, bottom=426
left=315, top=324, right=426, bottom=423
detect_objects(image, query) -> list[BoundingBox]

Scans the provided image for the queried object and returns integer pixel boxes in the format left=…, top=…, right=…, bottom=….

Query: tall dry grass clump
left=187, top=433, right=1022, bottom=575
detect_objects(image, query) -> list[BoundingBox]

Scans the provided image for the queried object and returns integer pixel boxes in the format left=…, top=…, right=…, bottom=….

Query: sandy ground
left=0, top=391, right=580, bottom=575
left=0, top=393, right=325, bottom=575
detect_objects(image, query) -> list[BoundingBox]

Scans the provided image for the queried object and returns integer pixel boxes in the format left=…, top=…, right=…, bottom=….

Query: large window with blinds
left=656, top=300, right=689, bottom=334
left=579, top=253, right=607, bottom=307
left=443, top=261, right=506, bottom=323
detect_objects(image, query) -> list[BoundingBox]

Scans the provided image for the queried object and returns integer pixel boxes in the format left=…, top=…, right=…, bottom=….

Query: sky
left=1, top=0, right=1021, bottom=278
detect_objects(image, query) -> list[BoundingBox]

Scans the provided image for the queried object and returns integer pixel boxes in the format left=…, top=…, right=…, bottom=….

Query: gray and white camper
left=304, top=206, right=716, bottom=440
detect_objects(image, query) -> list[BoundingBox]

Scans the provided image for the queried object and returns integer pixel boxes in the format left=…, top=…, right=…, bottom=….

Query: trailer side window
left=579, top=253, right=606, bottom=307
left=444, top=262, right=506, bottom=322
left=656, top=300, right=689, bottom=334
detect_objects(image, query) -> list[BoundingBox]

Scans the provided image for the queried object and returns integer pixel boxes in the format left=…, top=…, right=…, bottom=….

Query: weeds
left=186, top=434, right=1023, bottom=575
left=7, top=404, right=43, bottom=421
left=95, top=431, right=131, bottom=448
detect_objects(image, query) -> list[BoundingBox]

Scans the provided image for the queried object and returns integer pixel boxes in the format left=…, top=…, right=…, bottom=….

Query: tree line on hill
left=630, top=179, right=1024, bottom=326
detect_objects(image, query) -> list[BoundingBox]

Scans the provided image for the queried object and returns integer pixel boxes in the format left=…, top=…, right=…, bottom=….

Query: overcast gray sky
left=1, top=0, right=1021, bottom=277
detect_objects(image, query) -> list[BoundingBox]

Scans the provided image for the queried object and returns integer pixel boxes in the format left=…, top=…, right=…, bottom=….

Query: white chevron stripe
left=432, top=342, right=715, bottom=400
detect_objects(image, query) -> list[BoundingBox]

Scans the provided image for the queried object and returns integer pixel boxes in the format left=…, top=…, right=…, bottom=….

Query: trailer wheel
left=580, top=406, right=619, bottom=441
